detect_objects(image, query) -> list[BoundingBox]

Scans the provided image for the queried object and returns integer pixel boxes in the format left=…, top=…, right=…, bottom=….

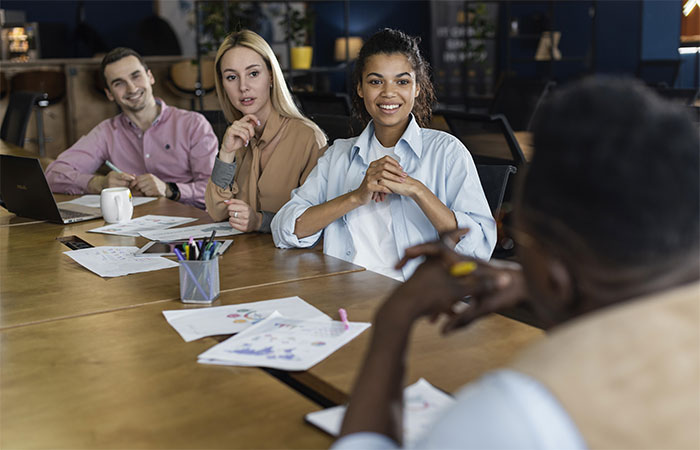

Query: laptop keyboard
left=59, top=208, right=91, bottom=219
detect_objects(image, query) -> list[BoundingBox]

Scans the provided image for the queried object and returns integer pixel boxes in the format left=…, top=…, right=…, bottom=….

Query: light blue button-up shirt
left=271, top=117, right=496, bottom=279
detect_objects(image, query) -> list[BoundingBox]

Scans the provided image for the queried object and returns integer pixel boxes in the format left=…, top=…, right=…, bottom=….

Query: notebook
left=0, top=154, right=102, bottom=224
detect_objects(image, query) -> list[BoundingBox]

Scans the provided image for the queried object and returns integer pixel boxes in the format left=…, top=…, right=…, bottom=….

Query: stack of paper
left=306, top=378, right=456, bottom=446
left=163, top=297, right=331, bottom=342
left=58, top=195, right=157, bottom=209
left=198, top=311, right=370, bottom=371
left=64, top=246, right=178, bottom=277
left=88, top=215, right=197, bottom=237
left=140, top=222, right=242, bottom=241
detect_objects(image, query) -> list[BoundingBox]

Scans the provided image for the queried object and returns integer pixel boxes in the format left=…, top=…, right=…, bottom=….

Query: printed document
left=88, top=215, right=197, bottom=237
left=64, top=246, right=178, bottom=277
left=140, top=222, right=242, bottom=241
left=198, top=311, right=370, bottom=371
left=306, top=378, right=456, bottom=446
left=58, top=195, right=157, bottom=209
left=163, top=297, right=331, bottom=342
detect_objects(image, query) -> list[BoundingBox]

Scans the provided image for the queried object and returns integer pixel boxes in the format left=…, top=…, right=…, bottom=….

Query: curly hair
left=351, top=28, right=436, bottom=129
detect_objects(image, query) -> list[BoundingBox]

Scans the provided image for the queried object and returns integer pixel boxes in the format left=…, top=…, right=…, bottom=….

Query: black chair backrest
left=687, top=106, right=700, bottom=126
left=489, top=77, right=554, bottom=131
left=1, top=91, right=43, bottom=147
left=636, top=59, right=681, bottom=89
left=293, top=91, right=352, bottom=117
left=198, top=110, right=229, bottom=146
left=653, top=87, right=700, bottom=106
left=475, top=164, right=517, bottom=215
left=438, top=110, right=527, bottom=167
left=310, top=113, right=366, bottom=146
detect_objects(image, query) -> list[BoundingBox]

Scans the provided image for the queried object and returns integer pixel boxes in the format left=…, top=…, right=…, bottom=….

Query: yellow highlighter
left=450, top=261, right=477, bottom=277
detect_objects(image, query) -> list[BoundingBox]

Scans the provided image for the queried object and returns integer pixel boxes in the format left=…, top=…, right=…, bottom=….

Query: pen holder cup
left=178, top=258, right=220, bottom=304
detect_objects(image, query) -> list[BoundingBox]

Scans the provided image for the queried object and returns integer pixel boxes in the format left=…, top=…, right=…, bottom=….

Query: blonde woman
left=205, top=30, right=327, bottom=232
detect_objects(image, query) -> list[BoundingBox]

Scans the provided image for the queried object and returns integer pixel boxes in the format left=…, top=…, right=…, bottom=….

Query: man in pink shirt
left=45, top=47, right=218, bottom=209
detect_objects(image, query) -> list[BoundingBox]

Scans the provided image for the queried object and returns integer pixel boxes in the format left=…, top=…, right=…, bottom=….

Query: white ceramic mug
left=100, top=187, right=134, bottom=223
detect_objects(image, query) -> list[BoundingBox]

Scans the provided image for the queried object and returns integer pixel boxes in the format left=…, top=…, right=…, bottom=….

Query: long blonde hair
left=214, top=30, right=326, bottom=147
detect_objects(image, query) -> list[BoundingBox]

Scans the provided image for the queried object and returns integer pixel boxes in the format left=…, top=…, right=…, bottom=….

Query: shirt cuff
left=211, top=157, right=236, bottom=189
left=332, top=433, right=399, bottom=450
left=258, top=210, right=275, bottom=233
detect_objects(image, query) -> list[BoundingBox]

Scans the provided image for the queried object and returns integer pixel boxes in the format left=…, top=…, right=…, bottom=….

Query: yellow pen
left=185, top=245, right=190, bottom=260
left=449, top=261, right=477, bottom=277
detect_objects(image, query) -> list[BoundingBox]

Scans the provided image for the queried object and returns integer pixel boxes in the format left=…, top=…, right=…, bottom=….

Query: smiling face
left=357, top=52, right=420, bottom=136
left=219, top=46, right=273, bottom=123
left=103, top=55, right=155, bottom=113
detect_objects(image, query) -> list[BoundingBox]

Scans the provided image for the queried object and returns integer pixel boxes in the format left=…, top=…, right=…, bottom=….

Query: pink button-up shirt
left=46, top=100, right=218, bottom=208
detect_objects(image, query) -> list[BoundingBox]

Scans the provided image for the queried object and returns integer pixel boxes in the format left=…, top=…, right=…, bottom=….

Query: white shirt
left=345, top=135, right=404, bottom=281
left=272, top=117, right=496, bottom=280
left=332, top=369, right=587, bottom=449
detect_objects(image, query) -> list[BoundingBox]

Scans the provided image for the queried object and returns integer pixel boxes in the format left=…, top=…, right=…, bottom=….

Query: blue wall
left=3, top=0, right=154, bottom=57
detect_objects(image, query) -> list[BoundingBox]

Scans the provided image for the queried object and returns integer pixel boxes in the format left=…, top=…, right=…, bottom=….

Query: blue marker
left=105, top=160, right=123, bottom=174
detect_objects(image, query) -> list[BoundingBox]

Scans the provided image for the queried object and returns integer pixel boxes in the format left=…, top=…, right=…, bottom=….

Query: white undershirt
left=345, top=135, right=404, bottom=281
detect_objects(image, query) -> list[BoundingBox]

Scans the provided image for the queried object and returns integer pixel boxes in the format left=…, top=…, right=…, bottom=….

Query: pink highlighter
left=338, top=308, right=350, bottom=330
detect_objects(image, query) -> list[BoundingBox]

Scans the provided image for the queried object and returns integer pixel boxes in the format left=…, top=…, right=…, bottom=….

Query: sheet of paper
left=64, top=246, right=178, bottom=278
left=140, top=222, right=242, bottom=241
left=88, top=215, right=197, bottom=237
left=163, top=297, right=331, bottom=342
left=58, top=195, right=157, bottom=209
left=198, top=311, right=370, bottom=371
left=305, top=378, right=456, bottom=446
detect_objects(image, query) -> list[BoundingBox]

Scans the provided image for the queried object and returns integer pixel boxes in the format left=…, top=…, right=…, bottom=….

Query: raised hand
left=219, top=114, right=261, bottom=163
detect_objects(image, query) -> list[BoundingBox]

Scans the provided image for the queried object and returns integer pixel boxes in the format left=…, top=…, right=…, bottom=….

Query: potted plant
left=281, top=6, right=315, bottom=70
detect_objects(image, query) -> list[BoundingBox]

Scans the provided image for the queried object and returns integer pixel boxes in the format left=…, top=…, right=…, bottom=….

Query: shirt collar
left=352, top=114, right=423, bottom=163
left=122, top=98, right=168, bottom=130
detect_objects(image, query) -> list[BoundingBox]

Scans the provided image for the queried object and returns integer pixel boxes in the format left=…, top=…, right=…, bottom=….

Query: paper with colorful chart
left=305, top=378, right=456, bottom=446
left=197, top=311, right=371, bottom=371
left=163, top=296, right=331, bottom=342
left=88, top=215, right=197, bottom=237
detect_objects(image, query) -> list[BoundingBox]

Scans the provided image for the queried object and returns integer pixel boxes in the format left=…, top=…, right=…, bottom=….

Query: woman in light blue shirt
left=271, top=29, right=496, bottom=280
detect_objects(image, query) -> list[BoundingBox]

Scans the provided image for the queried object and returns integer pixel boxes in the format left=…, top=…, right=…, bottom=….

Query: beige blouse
left=512, top=281, right=700, bottom=449
left=205, top=110, right=326, bottom=225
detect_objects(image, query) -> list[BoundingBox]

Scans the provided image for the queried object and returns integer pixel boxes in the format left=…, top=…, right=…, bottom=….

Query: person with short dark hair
left=335, top=77, right=700, bottom=449
left=272, top=29, right=495, bottom=280
left=46, top=47, right=218, bottom=208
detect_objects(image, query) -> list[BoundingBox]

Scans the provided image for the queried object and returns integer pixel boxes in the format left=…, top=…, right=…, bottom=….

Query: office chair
left=168, top=59, right=216, bottom=111
left=310, top=113, right=365, bottom=145
left=653, top=87, right=699, bottom=106
left=10, top=71, right=67, bottom=156
left=489, top=77, right=555, bottom=131
left=199, top=110, right=229, bottom=146
left=636, top=59, right=681, bottom=89
left=438, top=110, right=527, bottom=167
left=475, top=164, right=517, bottom=216
left=687, top=106, right=700, bottom=126
left=293, top=91, right=352, bottom=117
left=1, top=91, right=45, bottom=148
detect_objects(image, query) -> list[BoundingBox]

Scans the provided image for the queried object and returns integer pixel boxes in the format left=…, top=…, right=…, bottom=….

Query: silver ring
left=234, top=212, right=239, bottom=218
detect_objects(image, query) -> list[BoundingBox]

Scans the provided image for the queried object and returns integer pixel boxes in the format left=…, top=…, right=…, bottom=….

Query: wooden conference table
left=1, top=192, right=542, bottom=448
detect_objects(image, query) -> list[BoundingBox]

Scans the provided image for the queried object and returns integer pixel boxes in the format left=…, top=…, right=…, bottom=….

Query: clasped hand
left=378, top=230, right=527, bottom=334
left=354, top=156, right=423, bottom=204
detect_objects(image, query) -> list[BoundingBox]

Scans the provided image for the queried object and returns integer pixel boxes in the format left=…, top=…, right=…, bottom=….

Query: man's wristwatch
left=167, top=182, right=180, bottom=201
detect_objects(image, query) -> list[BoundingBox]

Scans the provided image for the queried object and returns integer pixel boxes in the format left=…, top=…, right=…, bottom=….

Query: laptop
left=0, top=154, right=102, bottom=224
